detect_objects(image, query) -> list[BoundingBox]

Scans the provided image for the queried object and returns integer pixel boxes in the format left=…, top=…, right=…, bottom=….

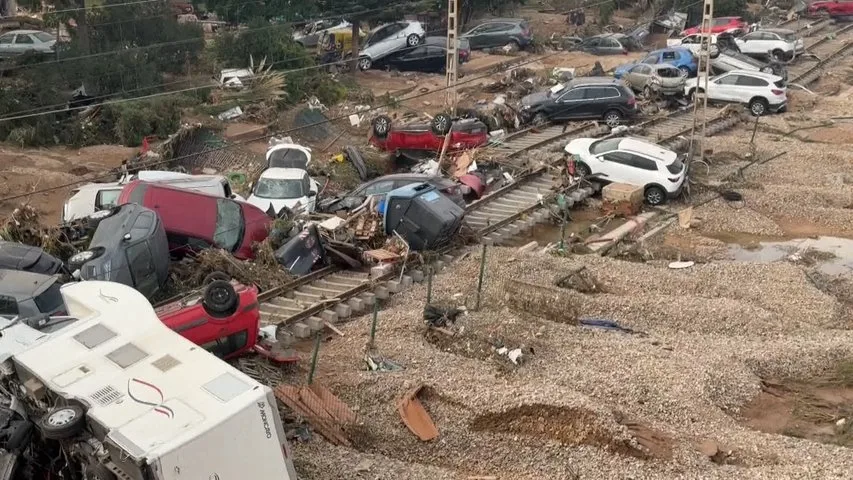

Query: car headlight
left=70, top=250, right=96, bottom=264
left=521, top=105, right=531, bottom=110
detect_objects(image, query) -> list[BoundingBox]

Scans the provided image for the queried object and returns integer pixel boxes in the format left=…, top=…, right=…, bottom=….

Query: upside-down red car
left=155, top=274, right=297, bottom=362
left=681, top=16, right=748, bottom=36
left=807, top=0, right=853, bottom=16
left=369, top=113, right=488, bottom=159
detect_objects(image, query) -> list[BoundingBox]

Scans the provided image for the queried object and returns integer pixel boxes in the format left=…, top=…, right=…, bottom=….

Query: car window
left=33, top=282, right=63, bottom=313
left=590, top=138, right=622, bottom=155
left=715, top=74, right=739, bottom=85
left=712, top=18, right=729, bottom=26
left=585, top=37, right=601, bottom=47
left=301, top=173, right=311, bottom=193
left=213, top=199, right=244, bottom=252
left=125, top=241, right=155, bottom=284
left=626, top=154, right=658, bottom=171
left=201, top=330, right=249, bottom=359
left=667, top=156, right=684, bottom=174
left=34, top=32, right=54, bottom=43
left=361, top=180, right=395, bottom=196
left=387, top=23, right=405, bottom=35
left=682, top=35, right=698, bottom=44
left=14, top=35, right=33, bottom=44
left=656, top=66, right=681, bottom=77
left=255, top=177, right=305, bottom=199
left=642, top=55, right=657, bottom=64
left=780, top=32, right=797, bottom=42
left=405, top=45, right=428, bottom=57
left=661, top=51, right=677, bottom=61
left=0, top=34, right=12, bottom=44
left=601, top=152, right=634, bottom=165
left=0, top=295, right=18, bottom=315
left=558, top=87, right=585, bottom=101
left=584, top=86, right=620, bottom=99
left=426, top=46, right=445, bottom=56
left=267, top=148, right=309, bottom=169
left=603, top=38, right=620, bottom=48
left=95, top=189, right=122, bottom=210
left=736, top=75, right=769, bottom=87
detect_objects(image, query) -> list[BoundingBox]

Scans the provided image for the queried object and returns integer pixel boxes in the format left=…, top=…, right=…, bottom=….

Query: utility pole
left=445, top=0, right=459, bottom=115
left=689, top=0, right=714, bottom=166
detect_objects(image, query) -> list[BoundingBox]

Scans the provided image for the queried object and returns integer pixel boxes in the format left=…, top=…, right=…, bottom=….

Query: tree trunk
left=75, top=0, right=90, bottom=54
left=350, top=19, right=360, bottom=74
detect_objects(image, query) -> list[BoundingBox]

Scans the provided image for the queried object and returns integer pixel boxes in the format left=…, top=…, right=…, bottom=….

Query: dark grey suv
left=0, top=269, right=66, bottom=318
left=69, top=203, right=169, bottom=299
left=520, top=77, right=638, bottom=127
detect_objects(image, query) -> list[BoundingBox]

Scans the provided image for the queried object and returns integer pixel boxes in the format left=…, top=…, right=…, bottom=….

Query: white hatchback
left=247, top=168, right=320, bottom=216
left=564, top=136, right=686, bottom=206
left=358, top=21, right=425, bottom=70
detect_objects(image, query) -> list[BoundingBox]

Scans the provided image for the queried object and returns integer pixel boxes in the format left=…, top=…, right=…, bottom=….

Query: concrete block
left=603, top=183, right=642, bottom=205
left=304, top=317, right=324, bottom=332
left=518, top=241, right=539, bottom=253
left=370, top=264, right=394, bottom=279
left=293, top=290, right=322, bottom=303
left=401, top=275, right=413, bottom=289
left=348, top=297, right=365, bottom=312
left=292, top=323, right=311, bottom=339
left=374, top=286, right=390, bottom=300
left=335, top=303, right=351, bottom=319
left=319, top=310, right=338, bottom=323
left=387, top=280, right=402, bottom=293
left=441, top=254, right=454, bottom=264
left=361, top=292, right=376, bottom=305
left=409, top=270, right=425, bottom=283
left=482, top=236, right=496, bottom=246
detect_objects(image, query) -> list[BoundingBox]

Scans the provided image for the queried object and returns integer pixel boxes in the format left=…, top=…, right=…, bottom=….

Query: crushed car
left=318, top=173, right=469, bottom=214
left=618, top=63, right=686, bottom=98
left=0, top=269, right=66, bottom=317
left=118, top=180, right=271, bottom=260
left=69, top=203, right=170, bottom=300
left=383, top=182, right=465, bottom=250
left=369, top=113, right=488, bottom=160
left=0, top=280, right=298, bottom=480
left=247, top=141, right=319, bottom=217
left=293, top=18, right=350, bottom=48
left=0, top=241, right=69, bottom=276
left=356, top=20, right=425, bottom=70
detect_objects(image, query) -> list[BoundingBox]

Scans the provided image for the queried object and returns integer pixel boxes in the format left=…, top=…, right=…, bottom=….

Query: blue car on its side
left=614, top=47, right=698, bottom=79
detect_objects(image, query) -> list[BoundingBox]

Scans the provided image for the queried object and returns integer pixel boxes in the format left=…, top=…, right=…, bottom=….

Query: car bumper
left=667, top=179, right=686, bottom=199
left=769, top=101, right=787, bottom=113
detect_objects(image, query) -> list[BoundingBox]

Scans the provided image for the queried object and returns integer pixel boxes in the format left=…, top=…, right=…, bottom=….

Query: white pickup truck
left=0, top=281, right=297, bottom=480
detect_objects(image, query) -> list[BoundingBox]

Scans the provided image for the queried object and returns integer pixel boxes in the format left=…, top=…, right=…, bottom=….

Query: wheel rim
left=408, top=35, right=419, bottom=47
left=647, top=189, right=663, bottom=205
left=605, top=113, right=620, bottom=127
left=358, top=58, right=370, bottom=70
left=751, top=102, right=765, bottom=115
left=375, top=118, right=389, bottom=134
left=48, top=408, right=77, bottom=426
left=210, top=286, right=229, bottom=304
left=435, top=116, right=448, bottom=132
left=89, top=209, right=111, bottom=220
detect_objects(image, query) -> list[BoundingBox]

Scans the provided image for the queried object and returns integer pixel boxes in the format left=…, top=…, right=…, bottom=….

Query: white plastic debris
left=348, top=114, right=361, bottom=127
left=507, top=348, right=523, bottom=364
left=318, top=216, right=346, bottom=231
left=496, top=347, right=508, bottom=355
left=258, top=325, right=278, bottom=342
left=217, top=106, right=243, bottom=121
left=668, top=261, right=695, bottom=269
left=503, top=172, right=515, bottom=183
left=492, top=94, right=506, bottom=105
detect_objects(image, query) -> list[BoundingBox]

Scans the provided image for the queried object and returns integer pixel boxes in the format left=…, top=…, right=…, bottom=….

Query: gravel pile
left=290, top=249, right=853, bottom=480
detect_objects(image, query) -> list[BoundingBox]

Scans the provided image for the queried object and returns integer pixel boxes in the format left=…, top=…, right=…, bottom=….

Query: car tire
left=603, top=109, right=622, bottom=127
left=372, top=115, right=392, bottom=138
left=406, top=34, right=421, bottom=47
left=83, top=463, right=118, bottom=480
left=532, top=112, right=548, bottom=126
left=202, top=280, right=238, bottom=317
left=678, top=66, right=691, bottom=76
left=689, top=88, right=703, bottom=102
left=357, top=56, right=372, bottom=70
left=574, top=162, right=591, bottom=177
left=40, top=405, right=86, bottom=440
left=749, top=97, right=769, bottom=116
left=430, top=113, right=452, bottom=136
left=771, top=49, right=785, bottom=62
left=644, top=185, right=666, bottom=206
left=203, top=271, right=231, bottom=286
left=504, top=40, right=520, bottom=52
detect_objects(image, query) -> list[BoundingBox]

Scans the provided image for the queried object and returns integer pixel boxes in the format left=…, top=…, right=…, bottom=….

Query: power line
left=0, top=26, right=451, bottom=121
left=0, top=51, right=560, bottom=204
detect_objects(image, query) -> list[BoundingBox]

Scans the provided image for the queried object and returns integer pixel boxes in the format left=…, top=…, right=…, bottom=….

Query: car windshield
left=34, top=282, right=63, bottom=313
left=213, top=199, right=244, bottom=252
left=255, top=177, right=305, bottom=199
left=34, top=32, right=54, bottom=42
left=780, top=32, right=797, bottom=42
left=590, top=138, right=622, bottom=155
left=667, top=156, right=684, bottom=174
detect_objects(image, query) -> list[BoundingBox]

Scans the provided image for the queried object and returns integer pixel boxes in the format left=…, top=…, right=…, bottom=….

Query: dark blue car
left=614, top=47, right=698, bottom=79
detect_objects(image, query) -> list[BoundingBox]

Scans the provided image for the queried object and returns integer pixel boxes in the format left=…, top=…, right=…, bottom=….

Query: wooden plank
left=308, top=384, right=357, bottom=424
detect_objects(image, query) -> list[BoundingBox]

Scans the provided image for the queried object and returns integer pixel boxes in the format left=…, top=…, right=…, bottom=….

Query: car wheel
left=678, top=66, right=691, bottom=76
left=575, top=162, right=591, bottom=177
left=771, top=49, right=785, bottom=62
left=203, top=271, right=231, bottom=286
left=504, top=40, right=520, bottom=52
left=644, top=186, right=666, bottom=206
left=202, top=280, right=238, bottom=317
left=40, top=405, right=86, bottom=440
left=532, top=112, right=548, bottom=126
left=689, top=88, right=703, bottom=102
left=430, top=113, right=452, bottom=136
left=406, top=34, right=421, bottom=47
left=69, top=246, right=106, bottom=269
left=83, top=463, right=118, bottom=480
left=749, top=97, right=768, bottom=116
left=357, top=56, right=372, bottom=70
left=643, top=85, right=652, bottom=98
left=603, top=109, right=622, bottom=127
left=371, top=115, right=392, bottom=138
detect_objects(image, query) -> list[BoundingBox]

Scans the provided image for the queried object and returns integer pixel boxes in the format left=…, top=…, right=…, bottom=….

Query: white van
left=0, top=281, right=297, bottom=480
left=63, top=171, right=245, bottom=222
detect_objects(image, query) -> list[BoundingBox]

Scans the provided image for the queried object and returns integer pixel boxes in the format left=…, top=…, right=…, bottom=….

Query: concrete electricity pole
left=689, top=0, right=714, bottom=167
left=445, top=0, right=459, bottom=115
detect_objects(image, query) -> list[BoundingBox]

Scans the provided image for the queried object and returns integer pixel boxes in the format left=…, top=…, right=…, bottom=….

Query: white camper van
left=0, top=281, right=297, bottom=480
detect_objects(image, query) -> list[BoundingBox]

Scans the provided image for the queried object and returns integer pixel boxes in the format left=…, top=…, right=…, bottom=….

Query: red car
left=155, top=277, right=296, bottom=362
left=808, top=0, right=853, bottom=16
left=369, top=113, right=488, bottom=159
left=682, top=16, right=748, bottom=36
left=118, top=180, right=271, bottom=260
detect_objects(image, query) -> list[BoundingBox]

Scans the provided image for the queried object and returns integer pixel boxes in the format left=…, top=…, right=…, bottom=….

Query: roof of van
left=11, top=281, right=270, bottom=461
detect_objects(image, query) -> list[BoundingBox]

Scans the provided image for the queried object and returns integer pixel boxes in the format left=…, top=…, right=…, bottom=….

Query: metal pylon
left=689, top=0, right=714, bottom=166
left=445, top=0, right=459, bottom=115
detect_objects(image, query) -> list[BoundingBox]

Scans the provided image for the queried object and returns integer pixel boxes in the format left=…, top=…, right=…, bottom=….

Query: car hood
left=564, top=138, right=596, bottom=155
left=247, top=196, right=308, bottom=215
left=614, top=62, right=636, bottom=77
left=521, top=91, right=552, bottom=106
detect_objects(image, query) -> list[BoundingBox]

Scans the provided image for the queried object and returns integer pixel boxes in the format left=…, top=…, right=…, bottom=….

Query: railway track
left=788, top=23, right=853, bottom=84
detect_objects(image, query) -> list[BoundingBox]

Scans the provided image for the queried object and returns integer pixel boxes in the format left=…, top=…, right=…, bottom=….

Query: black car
left=68, top=203, right=170, bottom=300
left=520, top=77, right=638, bottom=127
left=381, top=37, right=470, bottom=73
left=318, top=173, right=467, bottom=213
left=0, top=269, right=66, bottom=318
left=0, top=241, right=69, bottom=276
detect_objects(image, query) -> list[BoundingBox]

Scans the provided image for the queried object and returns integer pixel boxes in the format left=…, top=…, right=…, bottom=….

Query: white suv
left=734, top=28, right=804, bottom=61
left=358, top=21, right=425, bottom=70
left=684, top=70, right=786, bottom=116
left=564, top=136, right=686, bottom=206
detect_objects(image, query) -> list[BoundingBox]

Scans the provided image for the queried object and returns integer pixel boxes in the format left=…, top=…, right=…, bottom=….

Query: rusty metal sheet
left=397, top=384, right=439, bottom=441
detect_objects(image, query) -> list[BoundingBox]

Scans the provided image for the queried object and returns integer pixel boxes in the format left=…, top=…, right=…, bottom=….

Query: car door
left=424, top=46, right=446, bottom=72
left=624, top=153, right=661, bottom=187
left=392, top=44, right=427, bottom=71
left=641, top=52, right=660, bottom=65
left=602, top=37, right=623, bottom=54
left=551, top=87, right=587, bottom=120
left=709, top=73, right=740, bottom=102
left=360, top=179, right=396, bottom=197
left=581, top=37, right=601, bottom=54
left=12, top=33, right=35, bottom=54
left=463, top=24, right=488, bottom=49
left=586, top=86, right=624, bottom=118
left=125, top=240, right=159, bottom=298
left=0, top=33, right=14, bottom=57
left=595, top=151, right=637, bottom=183
left=366, top=24, right=396, bottom=55
left=734, top=74, right=769, bottom=106
left=627, top=64, right=650, bottom=89
left=487, top=23, right=513, bottom=47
